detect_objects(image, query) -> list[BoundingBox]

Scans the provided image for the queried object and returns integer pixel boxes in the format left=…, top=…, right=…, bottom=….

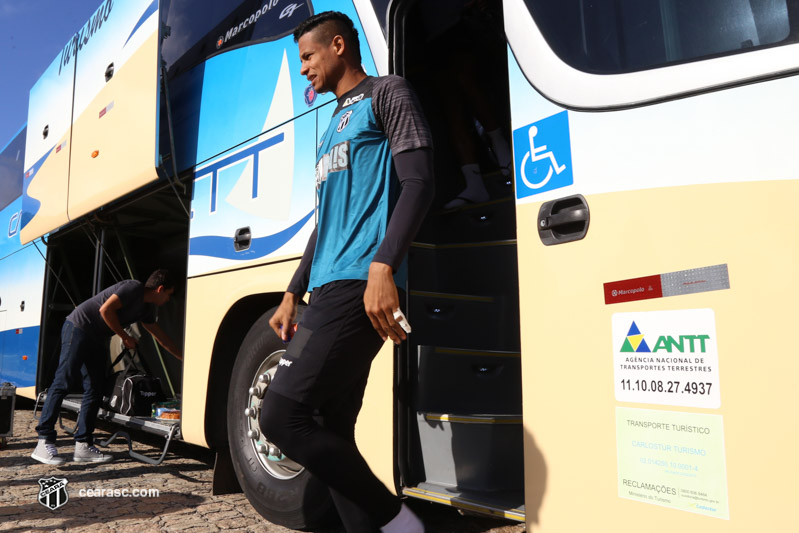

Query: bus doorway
left=394, top=0, right=526, bottom=520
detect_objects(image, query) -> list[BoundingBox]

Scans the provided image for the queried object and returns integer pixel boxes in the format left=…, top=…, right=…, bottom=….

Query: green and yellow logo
left=621, top=322, right=710, bottom=353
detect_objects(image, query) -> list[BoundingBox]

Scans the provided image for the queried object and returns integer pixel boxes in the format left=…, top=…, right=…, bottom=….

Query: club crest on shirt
left=337, top=110, right=353, bottom=132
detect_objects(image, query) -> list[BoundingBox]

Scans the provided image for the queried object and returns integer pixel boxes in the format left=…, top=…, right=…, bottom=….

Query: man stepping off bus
left=261, top=11, right=434, bottom=533
left=32, top=270, right=182, bottom=465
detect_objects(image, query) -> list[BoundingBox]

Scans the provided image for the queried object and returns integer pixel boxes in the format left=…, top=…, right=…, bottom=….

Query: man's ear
left=332, top=34, right=345, bottom=56
left=156, top=285, right=165, bottom=293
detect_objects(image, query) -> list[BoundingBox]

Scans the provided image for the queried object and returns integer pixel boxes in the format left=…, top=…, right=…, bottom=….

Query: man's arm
left=99, top=294, right=137, bottom=349
left=365, top=148, right=435, bottom=344
left=269, top=226, right=317, bottom=341
left=141, top=322, right=183, bottom=361
left=365, top=76, right=435, bottom=344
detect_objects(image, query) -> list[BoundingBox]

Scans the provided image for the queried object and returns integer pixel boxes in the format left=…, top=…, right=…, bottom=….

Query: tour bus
left=11, top=0, right=798, bottom=531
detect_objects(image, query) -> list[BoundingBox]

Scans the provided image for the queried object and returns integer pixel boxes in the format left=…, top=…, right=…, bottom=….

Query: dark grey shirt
left=67, top=280, right=156, bottom=338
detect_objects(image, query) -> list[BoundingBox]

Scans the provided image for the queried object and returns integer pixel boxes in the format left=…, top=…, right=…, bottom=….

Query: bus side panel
left=1, top=128, right=46, bottom=390
left=509, top=56, right=799, bottom=531
left=0, top=243, right=45, bottom=388
left=68, top=0, right=160, bottom=221
left=0, top=230, right=46, bottom=390
left=186, top=53, right=320, bottom=278
left=184, top=0, right=376, bottom=278
left=20, top=53, right=74, bottom=244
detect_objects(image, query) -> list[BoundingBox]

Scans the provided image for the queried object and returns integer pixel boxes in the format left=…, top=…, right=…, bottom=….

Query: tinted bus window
left=524, top=0, right=799, bottom=74
left=0, top=129, right=25, bottom=212
left=370, top=0, right=390, bottom=36
left=160, top=0, right=313, bottom=79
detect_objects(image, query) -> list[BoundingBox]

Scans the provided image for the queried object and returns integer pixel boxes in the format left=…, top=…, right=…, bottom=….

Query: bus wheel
left=227, top=305, right=336, bottom=530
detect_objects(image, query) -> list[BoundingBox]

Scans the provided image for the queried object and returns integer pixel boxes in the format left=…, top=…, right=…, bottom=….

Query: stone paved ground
left=0, top=404, right=525, bottom=533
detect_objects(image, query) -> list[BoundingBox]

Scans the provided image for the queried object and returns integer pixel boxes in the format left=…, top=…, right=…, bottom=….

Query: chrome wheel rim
left=245, top=349, right=304, bottom=480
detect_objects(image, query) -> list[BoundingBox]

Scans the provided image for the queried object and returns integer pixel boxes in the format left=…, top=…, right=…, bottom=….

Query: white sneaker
left=73, top=441, right=114, bottom=463
left=31, top=439, right=66, bottom=465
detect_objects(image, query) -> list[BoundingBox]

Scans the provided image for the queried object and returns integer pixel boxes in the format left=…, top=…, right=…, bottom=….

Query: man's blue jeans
left=36, top=320, right=108, bottom=444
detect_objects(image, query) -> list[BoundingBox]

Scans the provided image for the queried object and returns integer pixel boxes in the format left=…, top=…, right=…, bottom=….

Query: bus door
left=505, top=0, right=799, bottom=530
left=20, top=40, right=75, bottom=244
left=391, top=0, right=525, bottom=521
left=20, top=0, right=161, bottom=244
left=68, top=0, right=160, bottom=221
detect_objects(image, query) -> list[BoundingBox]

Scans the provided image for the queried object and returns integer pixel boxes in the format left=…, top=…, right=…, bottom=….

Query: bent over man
left=260, top=11, right=434, bottom=533
left=32, top=269, right=182, bottom=465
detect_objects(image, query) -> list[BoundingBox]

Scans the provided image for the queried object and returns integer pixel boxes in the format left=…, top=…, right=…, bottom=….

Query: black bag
left=104, top=349, right=166, bottom=416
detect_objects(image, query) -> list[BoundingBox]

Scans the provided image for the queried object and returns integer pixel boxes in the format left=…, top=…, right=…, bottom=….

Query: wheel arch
left=204, top=292, right=285, bottom=448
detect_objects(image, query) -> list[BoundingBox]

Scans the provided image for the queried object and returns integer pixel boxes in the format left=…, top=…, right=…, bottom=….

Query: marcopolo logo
left=216, top=0, right=310, bottom=50
left=620, top=321, right=710, bottom=354
left=38, top=477, right=69, bottom=510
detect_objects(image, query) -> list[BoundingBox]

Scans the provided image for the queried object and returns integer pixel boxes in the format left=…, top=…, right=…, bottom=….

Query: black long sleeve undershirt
left=286, top=147, right=434, bottom=296
left=372, top=147, right=435, bottom=270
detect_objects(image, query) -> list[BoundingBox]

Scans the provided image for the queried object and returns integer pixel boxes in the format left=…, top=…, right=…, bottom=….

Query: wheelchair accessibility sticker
left=513, top=111, right=573, bottom=199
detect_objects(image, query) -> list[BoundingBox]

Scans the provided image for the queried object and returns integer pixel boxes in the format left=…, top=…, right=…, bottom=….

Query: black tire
left=226, top=305, right=337, bottom=530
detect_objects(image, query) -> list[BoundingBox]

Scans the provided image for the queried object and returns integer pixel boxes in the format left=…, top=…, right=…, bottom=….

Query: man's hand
left=121, top=333, right=137, bottom=350
left=364, top=262, right=405, bottom=344
left=270, top=292, right=300, bottom=342
left=141, top=322, right=181, bottom=360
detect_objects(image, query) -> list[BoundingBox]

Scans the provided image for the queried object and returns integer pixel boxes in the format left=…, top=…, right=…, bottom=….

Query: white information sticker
left=616, top=407, right=729, bottom=520
left=612, top=309, right=721, bottom=408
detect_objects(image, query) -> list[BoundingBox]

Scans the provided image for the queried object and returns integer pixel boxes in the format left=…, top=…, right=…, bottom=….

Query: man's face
left=155, top=286, right=174, bottom=306
left=298, top=29, right=344, bottom=94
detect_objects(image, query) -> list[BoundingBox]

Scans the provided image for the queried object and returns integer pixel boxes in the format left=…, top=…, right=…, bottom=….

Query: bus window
left=523, top=0, right=799, bottom=74
left=160, top=0, right=313, bottom=80
left=0, top=130, right=24, bottom=213
left=368, top=0, right=390, bottom=36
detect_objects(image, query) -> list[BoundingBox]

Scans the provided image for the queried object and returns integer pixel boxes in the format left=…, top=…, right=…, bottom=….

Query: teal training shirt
left=308, top=76, right=432, bottom=291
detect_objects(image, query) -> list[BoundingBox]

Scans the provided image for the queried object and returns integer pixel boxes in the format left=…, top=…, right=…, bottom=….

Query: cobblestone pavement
left=1, top=405, right=525, bottom=533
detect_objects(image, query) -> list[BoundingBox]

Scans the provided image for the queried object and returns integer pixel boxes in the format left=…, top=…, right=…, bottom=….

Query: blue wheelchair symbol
left=513, top=111, right=573, bottom=199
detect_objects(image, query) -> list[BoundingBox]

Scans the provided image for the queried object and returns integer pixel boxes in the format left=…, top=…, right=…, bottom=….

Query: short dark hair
left=145, top=269, right=173, bottom=290
left=293, top=11, right=362, bottom=64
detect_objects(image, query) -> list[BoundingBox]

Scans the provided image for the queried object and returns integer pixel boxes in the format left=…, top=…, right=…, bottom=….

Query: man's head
left=294, top=11, right=362, bottom=95
left=145, top=269, right=174, bottom=306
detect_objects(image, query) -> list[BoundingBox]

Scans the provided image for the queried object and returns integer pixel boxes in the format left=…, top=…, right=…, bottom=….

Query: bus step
left=414, top=412, right=525, bottom=495
left=414, top=346, right=522, bottom=415
left=417, top=196, right=516, bottom=245
left=409, top=240, right=519, bottom=295
left=402, top=481, right=525, bottom=522
left=409, top=291, right=520, bottom=351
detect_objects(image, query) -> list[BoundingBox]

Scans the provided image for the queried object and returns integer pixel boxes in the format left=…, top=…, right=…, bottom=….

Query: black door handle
left=537, top=194, right=590, bottom=245
left=234, top=227, right=251, bottom=251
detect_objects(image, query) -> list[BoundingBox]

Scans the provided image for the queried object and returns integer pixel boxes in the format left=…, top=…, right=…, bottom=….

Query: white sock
left=380, top=503, right=424, bottom=533
left=486, top=128, right=512, bottom=174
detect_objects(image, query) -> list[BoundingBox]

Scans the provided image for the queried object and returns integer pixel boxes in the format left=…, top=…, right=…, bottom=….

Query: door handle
left=234, top=227, right=251, bottom=251
left=537, top=194, right=590, bottom=245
